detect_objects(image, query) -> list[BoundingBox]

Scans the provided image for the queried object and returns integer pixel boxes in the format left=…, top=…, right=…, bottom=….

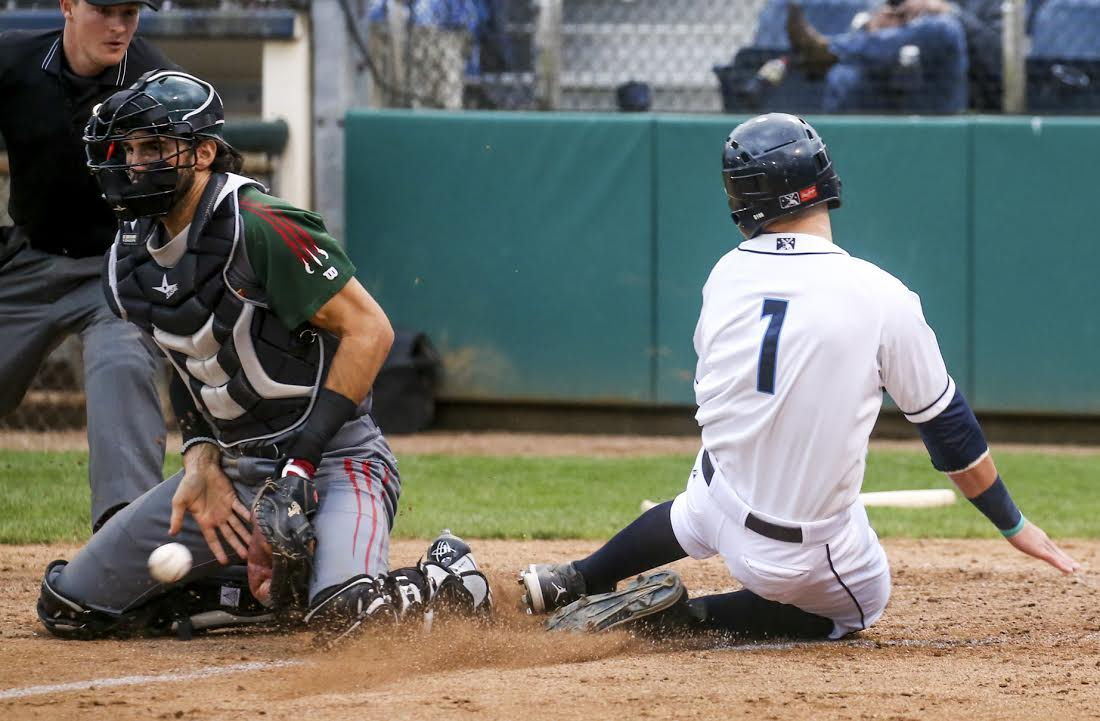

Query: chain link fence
left=3, top=0, right=1099, bottom=431
left=2, top=0, right=1095, bottom=114
left=353, top=0, right=1100, bottom=115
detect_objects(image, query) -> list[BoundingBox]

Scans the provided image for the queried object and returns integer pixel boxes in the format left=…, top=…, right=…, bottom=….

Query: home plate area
left=2, top=539, right=1097, bottom=721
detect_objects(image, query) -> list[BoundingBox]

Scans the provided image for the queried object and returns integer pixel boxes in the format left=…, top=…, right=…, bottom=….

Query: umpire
left=0, top=0, right=176, bottom=530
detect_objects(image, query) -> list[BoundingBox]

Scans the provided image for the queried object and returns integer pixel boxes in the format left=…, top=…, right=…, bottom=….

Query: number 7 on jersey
left=757, top=298, right=789, bottom=394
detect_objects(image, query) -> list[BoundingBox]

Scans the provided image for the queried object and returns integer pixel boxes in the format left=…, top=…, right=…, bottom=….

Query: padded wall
left=346, top=111, right=655, bottom=402
left=346, top=111, right=1099, bottom=415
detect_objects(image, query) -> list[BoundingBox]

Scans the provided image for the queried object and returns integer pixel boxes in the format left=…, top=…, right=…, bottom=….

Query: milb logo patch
left=778, top=191, right=801, bottom=209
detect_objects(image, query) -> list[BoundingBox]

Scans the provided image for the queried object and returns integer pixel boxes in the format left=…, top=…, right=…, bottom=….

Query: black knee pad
left=37, top=560, right=127, bottom=639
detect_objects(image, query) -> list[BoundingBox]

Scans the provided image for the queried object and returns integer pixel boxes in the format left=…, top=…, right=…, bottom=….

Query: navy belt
left=701, top=450, right=804, bottom=544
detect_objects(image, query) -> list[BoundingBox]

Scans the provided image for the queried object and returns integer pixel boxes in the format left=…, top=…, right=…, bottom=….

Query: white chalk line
left=0, top=659, right=304, bottom=701
left=717, top=635, right=1100, bottom=652
left=718, top=639, right=993, bottom=652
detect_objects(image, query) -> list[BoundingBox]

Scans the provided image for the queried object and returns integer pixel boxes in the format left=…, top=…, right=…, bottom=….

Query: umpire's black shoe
left=519, top=561, right=587, bottom=614
left=545, top=570, right=696, bottom=635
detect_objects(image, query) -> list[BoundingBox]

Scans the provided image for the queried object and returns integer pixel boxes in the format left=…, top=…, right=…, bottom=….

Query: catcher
left=36, top=70, right=491, bottom=641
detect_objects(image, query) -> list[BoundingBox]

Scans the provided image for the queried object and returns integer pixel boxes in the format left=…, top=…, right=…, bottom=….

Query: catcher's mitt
left=247, top=473, right=319, bottom=618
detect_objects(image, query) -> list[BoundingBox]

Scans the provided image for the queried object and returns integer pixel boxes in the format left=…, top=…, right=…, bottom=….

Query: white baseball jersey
left=694, top=232, right=954, bottom=522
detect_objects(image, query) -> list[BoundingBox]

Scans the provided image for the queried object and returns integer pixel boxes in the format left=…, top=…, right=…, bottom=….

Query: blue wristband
left=968, top=476, right=1023, bottom=534
left=1000, top=515, right=1027, bottom=539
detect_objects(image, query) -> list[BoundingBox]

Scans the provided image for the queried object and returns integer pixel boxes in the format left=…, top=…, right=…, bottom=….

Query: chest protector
left=106, top=173, right=331, bottom=449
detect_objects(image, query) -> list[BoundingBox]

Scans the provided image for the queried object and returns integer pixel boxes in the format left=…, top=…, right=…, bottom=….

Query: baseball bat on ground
left=639, top=489, right=955, bottom=513
left=858, top=489, right=955, bottom=508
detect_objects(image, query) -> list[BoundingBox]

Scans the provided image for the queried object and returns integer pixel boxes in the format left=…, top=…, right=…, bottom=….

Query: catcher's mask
left=84, top=69, right=231, bottom=220
left=721, top=113, right=842, bottom=239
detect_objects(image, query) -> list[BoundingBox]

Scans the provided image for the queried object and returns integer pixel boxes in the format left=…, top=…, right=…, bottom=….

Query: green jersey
left=238, top=187, right=356, bottom=329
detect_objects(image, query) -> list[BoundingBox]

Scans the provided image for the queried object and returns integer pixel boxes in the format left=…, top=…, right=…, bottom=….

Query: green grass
left=1, top=448, right=1097, bottom=544
left=0, top=453, right=183, bottom=543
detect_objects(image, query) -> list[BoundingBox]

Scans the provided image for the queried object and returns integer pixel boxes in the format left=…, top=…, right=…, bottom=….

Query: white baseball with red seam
left=148, top=542, right=192, bottom=583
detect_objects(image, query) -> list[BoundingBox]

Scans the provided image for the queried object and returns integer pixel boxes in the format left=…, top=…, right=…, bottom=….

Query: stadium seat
left=714, top=0, right=874, bottom=113
left=1028, top=0, right=1100, bottom=111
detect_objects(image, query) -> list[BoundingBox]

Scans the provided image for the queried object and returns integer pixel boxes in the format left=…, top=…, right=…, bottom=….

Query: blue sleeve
left=915, top=388, right=989, bottom=472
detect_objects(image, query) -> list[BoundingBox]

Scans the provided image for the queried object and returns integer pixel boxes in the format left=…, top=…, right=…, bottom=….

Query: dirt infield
left=2, top=538, right=1098, bottom=721
left=3, top=431, right=1098, bottom=718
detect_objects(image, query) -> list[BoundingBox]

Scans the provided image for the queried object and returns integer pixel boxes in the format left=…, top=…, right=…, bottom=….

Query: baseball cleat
left=518, top=561, right=587, bottom=614
left=305, top=575, right=399, bottom=648
left=426, top=529, right=476, bottom=573
left=423, top=529, right=493, bottom=616
left=544, top=569, right=693, bottom=634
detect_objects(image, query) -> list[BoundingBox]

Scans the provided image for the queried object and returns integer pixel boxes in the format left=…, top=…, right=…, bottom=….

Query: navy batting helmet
left=84, top=70, right=236, bottom=219
left=721, top=113, right=841, bottom=238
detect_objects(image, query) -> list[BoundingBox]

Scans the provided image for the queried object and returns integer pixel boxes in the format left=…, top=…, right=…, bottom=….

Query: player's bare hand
left=170, top=443, right=252, bottom=564
left=246, top=524, right=274, bottom=606
left=1006, top=522, right=1081, bottom=575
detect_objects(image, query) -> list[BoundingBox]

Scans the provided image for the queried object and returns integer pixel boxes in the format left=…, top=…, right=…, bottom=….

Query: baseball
left=148, top=542, right=192, bottom=584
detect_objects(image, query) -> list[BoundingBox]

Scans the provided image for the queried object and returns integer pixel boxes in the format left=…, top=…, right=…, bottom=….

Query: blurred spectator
left=366, top=0, right=482, bottom=109
left=464, top=0, right=528, bottom=109
left=475, top=0, right=517, bottom=74
left=937, top=0, right=1004, bottom=111
left=788, top=0, right=1051, bottom=112
left=787, top=0, right=969, bottom=112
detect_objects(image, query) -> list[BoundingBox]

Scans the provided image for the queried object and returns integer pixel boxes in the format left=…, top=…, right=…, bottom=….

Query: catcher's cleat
left=387, top=530, right=494, bottom=621
left=545, top=569, right=694, bottom=634
left=304, top=575, right=398, bottom=647
left=426, top=529, right=476, bottom=573
left=518, top=561, right=587, bottom=614
left=423, top=529, right=493, bottom=616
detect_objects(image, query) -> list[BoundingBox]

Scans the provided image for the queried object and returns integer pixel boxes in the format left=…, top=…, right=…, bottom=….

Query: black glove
left=247, top=471, right=319, bottom=617
left=246, top=386, right=356, bottom=617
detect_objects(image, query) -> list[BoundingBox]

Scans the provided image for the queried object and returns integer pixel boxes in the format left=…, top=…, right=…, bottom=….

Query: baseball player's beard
left=170, top=166, right=197, bottom=212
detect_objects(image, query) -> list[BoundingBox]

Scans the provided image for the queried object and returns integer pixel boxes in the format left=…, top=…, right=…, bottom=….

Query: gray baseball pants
left=0, top=235, right=166, bottom=528
left=50, top=414, right=400, bottom=614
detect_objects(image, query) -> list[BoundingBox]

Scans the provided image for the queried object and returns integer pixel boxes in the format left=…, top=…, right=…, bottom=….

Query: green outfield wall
left=346, top=111, right=1099, bottom=415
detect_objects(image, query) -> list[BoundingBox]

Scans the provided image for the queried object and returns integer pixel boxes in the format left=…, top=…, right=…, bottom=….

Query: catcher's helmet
left=721, top=113, right=841, bottom=239
left=84, top=70, right=231, bottom=219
